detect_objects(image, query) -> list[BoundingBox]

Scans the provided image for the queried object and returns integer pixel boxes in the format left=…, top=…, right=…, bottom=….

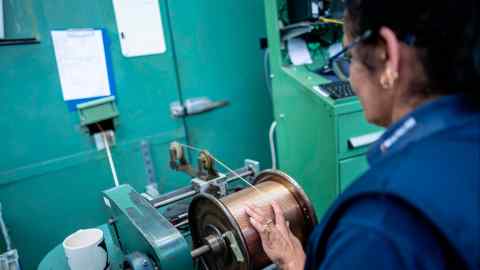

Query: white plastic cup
left=63, top=228, right=109, bottom=270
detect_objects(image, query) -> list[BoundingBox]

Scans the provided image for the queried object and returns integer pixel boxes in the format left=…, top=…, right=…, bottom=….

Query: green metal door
left=0, top=1, right=190, bottom=269
left=167, top=0, right=273, bottom=168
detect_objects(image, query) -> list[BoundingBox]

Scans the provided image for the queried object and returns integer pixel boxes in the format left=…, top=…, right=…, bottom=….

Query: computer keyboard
left=318, top=81, right=355, bottom=100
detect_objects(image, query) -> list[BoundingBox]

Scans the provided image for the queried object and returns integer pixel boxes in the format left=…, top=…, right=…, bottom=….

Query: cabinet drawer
left=339, top=155, right=369, bottom=191
left=337, top=111, right=383, bottom=158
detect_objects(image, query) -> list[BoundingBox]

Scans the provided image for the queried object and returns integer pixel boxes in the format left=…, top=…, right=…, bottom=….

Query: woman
left=246, top=0, right=480, bottom=269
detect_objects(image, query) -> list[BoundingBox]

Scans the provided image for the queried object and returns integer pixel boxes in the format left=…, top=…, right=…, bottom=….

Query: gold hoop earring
left=380, top=76, right=391, bottom=89
left=381, top=69, right=398, bottom=89
left=387, top=69, right=399, bottom=83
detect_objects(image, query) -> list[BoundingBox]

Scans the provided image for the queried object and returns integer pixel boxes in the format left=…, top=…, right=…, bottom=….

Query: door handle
left=347, top=131, right=383, bottom=149
left=170, top=97, right=229, bottom=118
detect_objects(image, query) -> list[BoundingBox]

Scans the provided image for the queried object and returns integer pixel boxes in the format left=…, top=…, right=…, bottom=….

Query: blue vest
left=305, top=95, right=480, bottom=270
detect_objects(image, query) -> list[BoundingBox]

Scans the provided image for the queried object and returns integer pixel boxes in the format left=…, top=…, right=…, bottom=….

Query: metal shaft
left=151, top=168, right=254, bottom=209
left=190, top=244, right=211, bottom=259
left=152, top=190, right=197, bottom=208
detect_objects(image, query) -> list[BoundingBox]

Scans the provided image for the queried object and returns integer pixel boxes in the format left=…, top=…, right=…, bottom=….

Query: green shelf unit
left=264, top=0, right=383, bottom=217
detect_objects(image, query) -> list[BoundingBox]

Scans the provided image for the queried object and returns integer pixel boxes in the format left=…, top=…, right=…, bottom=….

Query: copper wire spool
left=189, top=170, right=317, bottom=270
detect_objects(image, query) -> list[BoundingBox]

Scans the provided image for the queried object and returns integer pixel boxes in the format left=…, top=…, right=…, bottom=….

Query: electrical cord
left=319, top=17, right=344, bottom=25
left=264, top=49, right=273, bottom=98
left=269, top=121, right=278, bottom=170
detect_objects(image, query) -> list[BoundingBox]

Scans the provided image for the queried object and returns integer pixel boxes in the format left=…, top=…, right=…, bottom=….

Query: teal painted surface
left=339, top=155, right=369, bottom=191
left=103, top=185, right=192, bottom=269
left=0, top=0, right=272, bottom=269
left=167, top=0, right=273, bottom=168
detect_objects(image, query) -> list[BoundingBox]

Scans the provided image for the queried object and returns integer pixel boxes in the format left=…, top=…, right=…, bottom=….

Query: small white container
left=63, top=228, right=109, bottom=270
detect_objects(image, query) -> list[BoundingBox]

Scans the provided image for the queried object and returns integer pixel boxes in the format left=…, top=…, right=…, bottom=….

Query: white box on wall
left=112, top=0, right=167, bottom=57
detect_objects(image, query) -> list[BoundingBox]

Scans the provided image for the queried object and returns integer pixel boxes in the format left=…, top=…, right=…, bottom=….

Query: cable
left=269, top=121, right=278, bottom=170
left=319, top=17, right=344, bottom=25
left=263, top=49, right=273, bottom=98
left=0, top=203, right=12, bottom=251
left=96, top=124, right=119, bottom=187
left=102, top=133, right=120, bottom=187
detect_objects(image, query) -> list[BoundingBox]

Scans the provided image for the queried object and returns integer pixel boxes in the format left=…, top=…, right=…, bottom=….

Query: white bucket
left=63, top=228, right=109, bottom=270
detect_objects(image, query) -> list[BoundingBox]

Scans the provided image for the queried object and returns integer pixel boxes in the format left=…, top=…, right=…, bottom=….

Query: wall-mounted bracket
left=77, top=96, right=119, bottom=129
left=77, top=96, right=119, bottom=150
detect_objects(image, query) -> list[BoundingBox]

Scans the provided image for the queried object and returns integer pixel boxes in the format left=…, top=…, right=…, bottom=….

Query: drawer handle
left=348, top=131, right=384, bottom=149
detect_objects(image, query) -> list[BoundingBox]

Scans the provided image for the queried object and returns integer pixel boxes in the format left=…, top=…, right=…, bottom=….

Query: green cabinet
left=264, top=0, right=383, bottom=217
left=339, top=155, right=368, bottom=191
left=337, top=111, right=382, bottom=158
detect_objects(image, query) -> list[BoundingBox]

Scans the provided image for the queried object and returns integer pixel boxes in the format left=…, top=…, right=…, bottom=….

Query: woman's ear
left=378, top=26, right=400, bottom=88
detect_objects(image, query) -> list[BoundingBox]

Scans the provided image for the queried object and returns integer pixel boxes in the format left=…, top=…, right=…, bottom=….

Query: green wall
left=0, top=1, right=272, bottom=269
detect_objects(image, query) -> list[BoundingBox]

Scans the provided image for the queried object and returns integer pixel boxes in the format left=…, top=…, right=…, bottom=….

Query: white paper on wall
left=51, top=29, right=111, bottom=101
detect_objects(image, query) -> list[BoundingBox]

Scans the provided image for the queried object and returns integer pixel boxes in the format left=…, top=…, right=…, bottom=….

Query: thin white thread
left=102, top=133, right=120, bottom=187
left=178, top=143, right=268, bottom=196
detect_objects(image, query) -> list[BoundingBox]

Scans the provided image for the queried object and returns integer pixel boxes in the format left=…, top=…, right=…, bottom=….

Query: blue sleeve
left=314, top=197, right=449, bottom=270
left=319, top=224, right=404, bottom=270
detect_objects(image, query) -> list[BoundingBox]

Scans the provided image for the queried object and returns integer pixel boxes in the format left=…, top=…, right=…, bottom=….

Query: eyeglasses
left=319, top=30, right=373, bottom=74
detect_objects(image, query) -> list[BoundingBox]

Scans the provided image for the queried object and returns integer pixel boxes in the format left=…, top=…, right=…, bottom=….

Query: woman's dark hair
left=345, top=0, right=480, bottom=99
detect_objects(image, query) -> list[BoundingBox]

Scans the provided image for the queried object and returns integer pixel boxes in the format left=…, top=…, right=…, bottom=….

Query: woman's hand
left=245, top=202, right=306, bottom=270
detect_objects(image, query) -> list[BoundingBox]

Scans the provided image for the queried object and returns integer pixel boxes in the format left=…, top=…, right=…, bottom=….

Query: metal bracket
left=191, top=173, right=227, bottom=197
left=77, top=96, right=119, bottom=128
left=93, top=130, right=115, bottom=151
left=244, top=159, right=260, bottom=176
left=124, top=252, right=155, bottom=270
left=0, top=250, right=20, bottom=270
left=169, top=142, right=196, bottom=177
left=141, top=140, right=160, bottom=198
left=223, top=231, right=244, bottom=263
left=197, top=151, right=219, bottom=180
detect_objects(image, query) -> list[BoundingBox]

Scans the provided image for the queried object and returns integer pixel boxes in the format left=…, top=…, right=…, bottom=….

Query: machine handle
left=170, top=97, right=229, bottom=118
left=347, top=131, right=383, bottom=149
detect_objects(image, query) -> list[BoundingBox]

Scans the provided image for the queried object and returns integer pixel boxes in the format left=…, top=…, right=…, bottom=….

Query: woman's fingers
left=246, top=205, right=275, bottom=242
left=248, top=215, right=266, bottom=233
left=271, top=201, right=289, bottom=236
left=271, top=202, right=286, bottom=226
left=245, top=205, right=266, bottom=223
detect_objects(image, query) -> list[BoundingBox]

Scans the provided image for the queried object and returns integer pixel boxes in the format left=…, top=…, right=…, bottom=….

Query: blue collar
left=367, top=94, right=478, bottom=165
